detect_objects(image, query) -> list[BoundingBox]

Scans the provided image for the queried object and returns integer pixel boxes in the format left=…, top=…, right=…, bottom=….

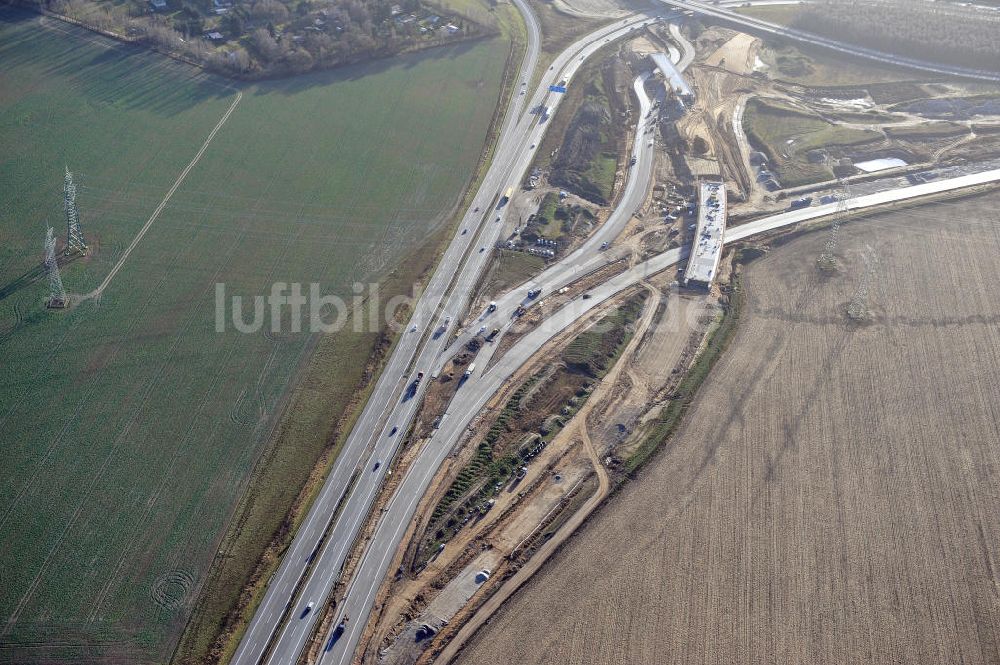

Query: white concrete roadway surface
left=456, top=67, right=667, bottom=374
left=725, top=168, right=1000, bottom=243
left=316, top=164, right=1000, bottom=665
left=234, top=2, right=1000, bottom=661
left=233, top=8, right=667, bottom=665
left=660, top=0, right=1000, bottom=82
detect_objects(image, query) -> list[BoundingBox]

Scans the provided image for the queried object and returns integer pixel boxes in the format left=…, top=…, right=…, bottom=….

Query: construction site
left=293, top=10, right=1000, bottom=665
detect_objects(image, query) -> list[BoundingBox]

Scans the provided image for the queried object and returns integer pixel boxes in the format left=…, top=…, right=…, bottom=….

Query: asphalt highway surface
left=312, top=13, right=673, bottom=665
left=228, top=0, right=543, bottom=661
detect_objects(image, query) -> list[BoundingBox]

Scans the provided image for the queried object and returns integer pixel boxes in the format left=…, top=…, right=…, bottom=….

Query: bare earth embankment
left=453, top=191, right=1000, bottom=665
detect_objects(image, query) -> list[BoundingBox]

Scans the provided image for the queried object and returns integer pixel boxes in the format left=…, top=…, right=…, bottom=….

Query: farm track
left=453, top=192, right=1000, bottom=665
left=83, top=90, right=243, bottom=301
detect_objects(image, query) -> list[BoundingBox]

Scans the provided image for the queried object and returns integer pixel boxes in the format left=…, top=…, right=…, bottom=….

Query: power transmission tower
left=847, top=244, right=877, bottom=321
left=64, top=167, right=88, bottom=255
left=818, top=159, right=850, bottom=273
left=45, top=227, right=68, bottom=308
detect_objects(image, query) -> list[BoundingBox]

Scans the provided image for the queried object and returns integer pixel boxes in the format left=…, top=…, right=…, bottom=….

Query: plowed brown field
left=452, top=192, right=1000, bottom=665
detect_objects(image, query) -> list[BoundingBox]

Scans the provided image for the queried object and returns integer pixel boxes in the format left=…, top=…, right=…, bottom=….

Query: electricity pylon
left=64, top=167, right=88, bottom=255
left=818, top=159, right=850, bottom=273
left=45, top=227, right=68, bottom=308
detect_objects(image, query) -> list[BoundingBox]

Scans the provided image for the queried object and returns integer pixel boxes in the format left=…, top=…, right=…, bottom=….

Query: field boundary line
left=84, top=89, right=243, bottom=301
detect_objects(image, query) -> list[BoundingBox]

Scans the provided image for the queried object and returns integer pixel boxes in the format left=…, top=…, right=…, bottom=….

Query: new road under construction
left=683, top=181, right=726, bottom=289
left=231, top=3, right=1000, bottom=664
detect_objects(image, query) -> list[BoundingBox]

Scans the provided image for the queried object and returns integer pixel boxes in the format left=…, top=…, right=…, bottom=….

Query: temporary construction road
left=451, top=59, right=680, bottom=374
left=228, top=1, right=542, bottom=661
left=310, top=13, right=676, bottom=665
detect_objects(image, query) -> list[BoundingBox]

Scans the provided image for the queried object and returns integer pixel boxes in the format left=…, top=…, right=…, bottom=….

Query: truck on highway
left=540, top=105, right=550, bottom=122
left=498, top=187, right=513, bottom=208
left=404, top=371, right=424, bottom=400
left=464, top=363, right=476, bottom=377
left=326, top=616, right=350, bottom=651
left=486, top=328, right=500, bottom=342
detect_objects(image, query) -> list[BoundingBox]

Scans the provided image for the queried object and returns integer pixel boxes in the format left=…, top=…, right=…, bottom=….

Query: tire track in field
left=0, top=123, right=268, bottom=616
left=82, top=89, right=242, bottom=302
left=0, top=88, right=241, bottom=470
left=82, top=224, right=256, bottom=623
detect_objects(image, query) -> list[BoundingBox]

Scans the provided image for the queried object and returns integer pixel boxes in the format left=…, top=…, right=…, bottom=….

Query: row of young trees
left=794, top=0, right=1000, bottom=72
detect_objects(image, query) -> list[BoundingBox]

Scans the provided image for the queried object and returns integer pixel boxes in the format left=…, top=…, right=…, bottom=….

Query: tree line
left=19, top=0, right=489, bottom=78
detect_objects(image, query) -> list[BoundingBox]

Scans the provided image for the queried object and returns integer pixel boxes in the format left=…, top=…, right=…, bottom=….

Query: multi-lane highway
left=229, top=0, right=543, bottom=661
left=450, top=59, right=680, bottom=372
left=232, top=6, right=667, bottom=665
left=659, top=0, right=1000, bottom=82
left=311, top=14, right=676, bottom=665
left=311, top=16, right=1000, bottom=658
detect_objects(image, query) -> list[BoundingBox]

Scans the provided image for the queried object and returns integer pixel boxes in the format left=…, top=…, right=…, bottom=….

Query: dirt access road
left=451, top=191, right=1000, bottom=665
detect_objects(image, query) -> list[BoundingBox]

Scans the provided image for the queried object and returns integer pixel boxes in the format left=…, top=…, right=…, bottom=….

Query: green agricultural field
left=0, top=7, right=507, bottom=663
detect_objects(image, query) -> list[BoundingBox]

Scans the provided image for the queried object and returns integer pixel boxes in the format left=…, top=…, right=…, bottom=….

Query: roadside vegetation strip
left=428, top=289, right=658, bottom=665
left=450, top=192, right=1000, bottom=665
left=186, top=6, right=530, bottom=660
left=531, top=42, right=629, bottom=205
left=180, top=297, right=399, bottom=665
